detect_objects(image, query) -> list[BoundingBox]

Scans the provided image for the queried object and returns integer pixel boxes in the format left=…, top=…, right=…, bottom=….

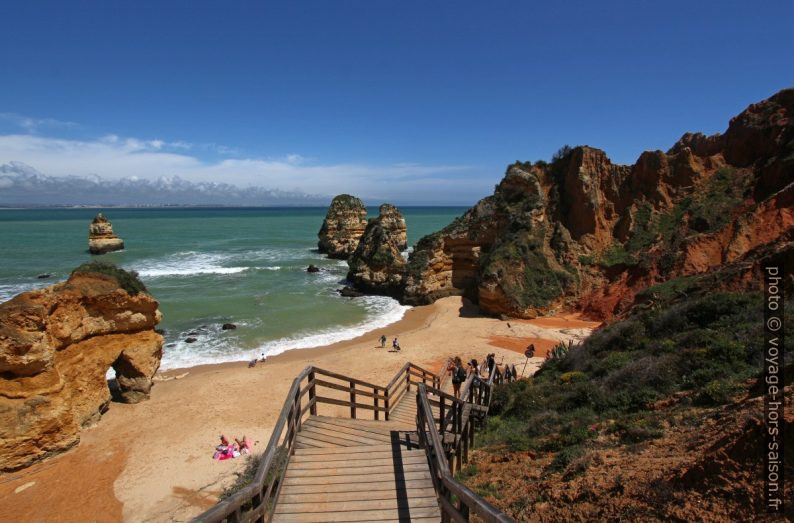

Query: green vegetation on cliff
left=71, top=261, right=147, bottom=295
left=480, top=229, right=574, bottom=309
left=477, top=292, right=791, bottom=466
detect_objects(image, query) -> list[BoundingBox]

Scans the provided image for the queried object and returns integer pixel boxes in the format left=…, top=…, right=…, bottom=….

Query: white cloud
left=0, top=113, right=79, bottom=133
left=0, top=133, right=489, bottom=204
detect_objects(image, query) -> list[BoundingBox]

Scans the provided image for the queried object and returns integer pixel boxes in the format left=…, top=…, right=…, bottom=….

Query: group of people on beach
left=448, top=353, right=498, bottom=398
left=378, top=334, right=400, bottom=351
left=213, top=434, right=254, bottom=460
left=248, top=352, right=267, bottom=368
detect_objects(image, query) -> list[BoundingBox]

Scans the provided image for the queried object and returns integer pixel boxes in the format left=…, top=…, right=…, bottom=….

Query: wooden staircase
left=195, top=360, right=516, bottom=523
left=273, top=415, right=439, bottom=522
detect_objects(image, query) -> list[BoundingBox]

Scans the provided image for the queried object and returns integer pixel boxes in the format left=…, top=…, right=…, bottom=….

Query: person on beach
left=451, top=357, right=465, bottom=398
left=235, top=435, right=253, bottom=454
left=380, top=335, right=387, bottom=348
left=392, top=337, right=400, bottom=351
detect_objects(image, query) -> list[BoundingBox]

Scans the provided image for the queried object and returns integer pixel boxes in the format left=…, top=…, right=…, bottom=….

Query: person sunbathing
left=235, top=435, right=253, bottom=454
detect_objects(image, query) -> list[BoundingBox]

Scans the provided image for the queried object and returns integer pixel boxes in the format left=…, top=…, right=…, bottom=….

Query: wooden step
left=279, top=478, right=434, bottom=495
left=278, top=486, right=435, bottom=504
left=289, top=455, right=428, bottom=470
left=274, top=495, right=440, bottom=514
left=271, top=505, right=441, bottom=522
left=281, top=470, right=432, bottom=486
left=291, top=449, right=424, bottom=464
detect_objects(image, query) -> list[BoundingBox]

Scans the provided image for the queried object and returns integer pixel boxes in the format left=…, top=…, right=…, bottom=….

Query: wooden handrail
left=416, top=384, right=514, bottom=523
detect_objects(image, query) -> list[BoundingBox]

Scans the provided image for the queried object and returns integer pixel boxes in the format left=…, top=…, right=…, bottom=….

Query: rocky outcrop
left=402, top=88, right=794, bottom=319
left=317, top=195, right=368, bottom=259
left=347, top=205, right=408, bottom=297
left=0, top=271, right=163, bottom=472
left=88, top=213, right=124, bottom=254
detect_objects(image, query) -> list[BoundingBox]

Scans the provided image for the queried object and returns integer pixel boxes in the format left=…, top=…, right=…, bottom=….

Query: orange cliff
left=395, top=88, right=793, bottom=320
left=0, top=272, right=163, bottom=472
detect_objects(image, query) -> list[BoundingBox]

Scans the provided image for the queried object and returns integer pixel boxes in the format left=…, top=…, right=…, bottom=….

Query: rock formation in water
left=317, top=194, right=368, bottom=259
left=88, top=213, right=124, bottom=254
left=0, top=269, right=163, bottom=472
left=397, top=88, right=793, bottom=319
left=347, top=204, right=408, bottom=297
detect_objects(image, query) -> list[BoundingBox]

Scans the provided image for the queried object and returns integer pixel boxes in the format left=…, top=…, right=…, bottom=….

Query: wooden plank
left=285, top=462, right=430, bottom=478
left=300, top=424, right=390, bottom=446
left=291, top=452, right=423, bottom=465
left=282, top=470, right=432, bottom=486
left=310, top=416, right=407, bottom=436
left=293, top=433, right=346, bottom=448
left=293, top=431, right=364, bottom=448
left=303, top=419, right=394, bottom=441
left=271, top=505, right=441, bottom=522
left=277, top=486, right=435, bottom=504
left=274, top=496, right=439, bottom=514
left=278, top=478, right=435, bottom=495
left=293, top=444, right=396, bottom=455
left=289, top=455, right=428, bottom=470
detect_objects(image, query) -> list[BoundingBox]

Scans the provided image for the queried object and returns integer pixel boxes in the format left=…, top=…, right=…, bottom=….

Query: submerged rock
left=338, top=287, right=364, bottom=298
left=221, top=323, right=237, bottom=330
left=317, top=194, right=368, bottom=259
left=306, top=264, right=321, bottom=273
left=0, top=271, right=163, bottom=472
left=88, top=213, right=124, bottom=254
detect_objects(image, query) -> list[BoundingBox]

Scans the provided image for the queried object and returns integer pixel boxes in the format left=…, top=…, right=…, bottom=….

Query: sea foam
left=158, top=295, right=409, bottom=370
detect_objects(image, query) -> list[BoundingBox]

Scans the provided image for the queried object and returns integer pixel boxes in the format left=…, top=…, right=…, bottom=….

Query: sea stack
left=0, top=269, right=163, bottom=472
left=88, top=213, right=124, bottom=254
left=317, top=194, right=368, bottom=259
left=347, top=204, right=408, bottom=297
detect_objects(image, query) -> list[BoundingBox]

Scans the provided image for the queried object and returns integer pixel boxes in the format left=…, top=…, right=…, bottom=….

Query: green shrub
left=560, top=371, right=588, bottom=384
left=698, top=380, right=739, bottom=405
left=549, top=446, right=584, bottom=472
left=611, top=415, right=664, bottom=443
left=71, top=261, right=147, bottom=295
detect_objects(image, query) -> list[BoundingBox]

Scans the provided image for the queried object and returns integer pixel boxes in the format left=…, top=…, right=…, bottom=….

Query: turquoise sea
left=0, top=207, right=465, bottom=369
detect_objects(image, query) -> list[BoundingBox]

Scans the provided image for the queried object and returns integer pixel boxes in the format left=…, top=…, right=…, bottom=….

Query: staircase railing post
left=384, top=388, right=390, bottom=421
left=350, top=381, right=356, bottom=419
left=308, top=370, right=317, bottom=416
left=374, top=386, right=379, bottom=421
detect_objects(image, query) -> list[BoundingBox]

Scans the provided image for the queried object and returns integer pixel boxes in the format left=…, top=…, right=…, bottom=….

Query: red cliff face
left=404, top=88, right=794, bottom=319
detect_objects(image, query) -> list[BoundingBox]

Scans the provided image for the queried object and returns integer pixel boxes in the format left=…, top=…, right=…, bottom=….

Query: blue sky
left=0, top=1, right=792, bottom=204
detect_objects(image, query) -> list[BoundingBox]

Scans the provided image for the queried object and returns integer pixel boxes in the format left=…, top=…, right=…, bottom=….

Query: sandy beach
left=0, top=297, right=599, bottom=522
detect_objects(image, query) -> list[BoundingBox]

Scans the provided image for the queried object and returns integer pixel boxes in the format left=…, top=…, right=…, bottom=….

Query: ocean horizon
left=0, top=206, right=466, bottom=369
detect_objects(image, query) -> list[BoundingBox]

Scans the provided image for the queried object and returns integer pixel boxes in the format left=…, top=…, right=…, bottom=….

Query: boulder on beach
left=88, top=213, right=124, bottom=254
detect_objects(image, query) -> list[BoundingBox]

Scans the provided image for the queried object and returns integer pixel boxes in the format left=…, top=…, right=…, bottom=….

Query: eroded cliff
left=317, top=194, right=368, bottom=259
left=347, top=204, right=407, bottom=297
left=402, top=88, right=794, bottom=319
left=0, top=268, right=163, bottom=471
